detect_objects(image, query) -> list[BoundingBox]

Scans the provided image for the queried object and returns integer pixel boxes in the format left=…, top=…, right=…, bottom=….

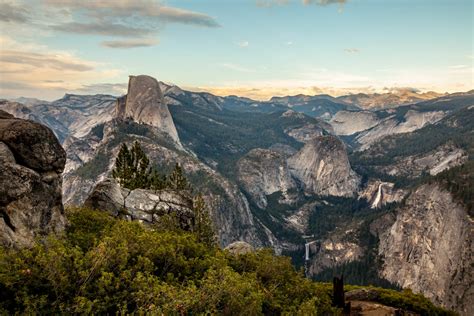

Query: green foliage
left=432, top=160, right=474, bottom=216
left=168, top=163, right=191, bottom=191
left=342, top=286, right=457, bottom=316
left=193, top=194, right=217, bottom=247
left=0, top=209, right=332, bottom=315
left=112, top=141, right=152, bottom=190
left=75, top=150, right=109, bottom=180
left=0, top=209, right=455, bottom=315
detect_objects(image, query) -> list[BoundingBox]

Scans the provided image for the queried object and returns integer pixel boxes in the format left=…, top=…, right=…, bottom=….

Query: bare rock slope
left=116, top=75, right=180, bottom=144
left=378, top=184, right=473, bottom=315
left=0, top=110, right=66, bottom=247
left=288, top=135, right=359, bottom=197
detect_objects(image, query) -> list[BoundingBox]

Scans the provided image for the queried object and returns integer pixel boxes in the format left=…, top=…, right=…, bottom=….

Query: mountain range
left=1, top=75, right=473, bottom=315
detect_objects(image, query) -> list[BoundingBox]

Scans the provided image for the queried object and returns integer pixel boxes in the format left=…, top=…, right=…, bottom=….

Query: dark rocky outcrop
left=0, top=110, right=66, bottom=247
left=84, top=179, right=195, bottom=231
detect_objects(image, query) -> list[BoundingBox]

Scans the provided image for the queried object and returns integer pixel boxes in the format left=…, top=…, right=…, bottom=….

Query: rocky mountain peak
left=115, top=75, right=180, bottom=144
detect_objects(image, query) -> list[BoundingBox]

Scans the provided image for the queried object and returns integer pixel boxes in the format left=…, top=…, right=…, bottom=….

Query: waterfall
left=305, top=242, right=310, bottom=261
left=305, top=241, right=316, bottom=261
left=371, top=182, right=384, bottom=209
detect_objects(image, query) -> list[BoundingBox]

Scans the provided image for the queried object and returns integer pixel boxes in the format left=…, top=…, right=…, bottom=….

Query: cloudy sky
left=0, top=0, right=472, bottom=100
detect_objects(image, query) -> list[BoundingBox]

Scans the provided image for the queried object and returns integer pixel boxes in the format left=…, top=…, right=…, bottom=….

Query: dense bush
left=0, top=208, right=455, bottom=314
left=0, top=208, right=335, bottom=314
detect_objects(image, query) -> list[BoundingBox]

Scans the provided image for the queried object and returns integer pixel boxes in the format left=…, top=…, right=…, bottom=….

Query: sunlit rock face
left=288, top=135, right=360, bottom=197
left=237, top=148, right=297, bottom=209
left=115, top=75, right=180, bottom=145
left=358, top=180, right=407, bottom=209
left=0, top=110, right=66, bottom=247
left=378, top=184, right=473, bottom=315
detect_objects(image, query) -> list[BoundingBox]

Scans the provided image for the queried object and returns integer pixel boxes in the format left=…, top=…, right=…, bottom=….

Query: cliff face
left=378, top=184, right=473, bottom=315
left=359, top=180, right=407, bottom=209
left=237, top=148, right=296, bottom=209
left=0, top=110, right=66, bottom=247
left=115, top=75, right=180, bottom=145
left=288, top=135, right=359, bottom=197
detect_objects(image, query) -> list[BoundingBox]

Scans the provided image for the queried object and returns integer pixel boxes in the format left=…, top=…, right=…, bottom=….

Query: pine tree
left=150, top=168, right=167, bottom=191
left=193, top=194, right=216, bottom=247
left=168, top=163, right=190, bottom=191
left=112, top=143, right=133, bottom=188
left=112, top=141, right=151, bottom=190
left=129, top=141, right=151, bottom=189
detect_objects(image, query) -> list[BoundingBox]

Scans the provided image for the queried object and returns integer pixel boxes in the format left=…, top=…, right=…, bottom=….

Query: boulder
left=0, top=110, right=66, bottom=247
left=84, top=179, right=195, bottom=230
left=225, top=241, right=255, bottom=255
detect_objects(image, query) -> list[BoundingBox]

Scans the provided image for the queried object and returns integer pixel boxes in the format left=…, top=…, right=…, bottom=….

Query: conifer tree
left=112, top=143, right=132, bottom=188
left=112, top=141, right=151, bottom=190
left=150, top=168, right=167, bottom=191
left=168, top=163, right=190, bottom=191
left=193, top=194, right=216, bottom=247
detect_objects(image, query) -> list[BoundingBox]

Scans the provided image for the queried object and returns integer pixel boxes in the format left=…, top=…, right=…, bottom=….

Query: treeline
left=432, top=160, right=474, bottom=217
left=112, top=141, right=190, bottom=191
left=112, top=141, right=214, bottom=246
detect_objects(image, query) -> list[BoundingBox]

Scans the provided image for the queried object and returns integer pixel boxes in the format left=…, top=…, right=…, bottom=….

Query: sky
left=0, top=0, right=473, bottom=101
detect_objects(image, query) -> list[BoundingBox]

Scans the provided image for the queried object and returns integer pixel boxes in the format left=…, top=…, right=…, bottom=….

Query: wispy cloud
left=258, top=0, right=348, bottom=7
left=51, top=22, right=152, bottom=37
left=237, top=41, right=249, bottom=48
left=0, top=2, right=30, bottom=23
left=77, top=82, right=127, bottom=95
left=344, top=48, right=359, bottom=53
left=286, top=41, right=293, bottom=45
left=219, top=63, right=255, bottom=73
left=2, top=1, right=220, bottom=48
left=0, top=35, right=122, bottom=100
left=101, top=38, right=158, bottom=49
left=303, top=0, right=347, bottom=5
left=256, top=0, right=289, bottom=8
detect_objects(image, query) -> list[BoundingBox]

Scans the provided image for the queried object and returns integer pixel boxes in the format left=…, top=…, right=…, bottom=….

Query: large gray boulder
left=84, top=179, right=195, bottom=231
left=0, top=110, right=66, bottom=247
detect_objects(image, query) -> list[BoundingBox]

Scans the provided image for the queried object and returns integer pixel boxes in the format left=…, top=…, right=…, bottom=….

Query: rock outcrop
left=225, top=241, right=255, bottom=255
left=288, top=135, right=359, bottom=197
left=378, top=184, right=473, bottom=315
left=237, top=148, right=296, bottom=209
left=359, top=180, right=407, bottom=209
left=84, top=179, right=195, bottom=230
left=115, top=75, right=180, bottom=144
left=330, top=110, right=380, bottom=135
left=0, top=110, right=66, bottom=247
left=381, top=143, right=468, bottom=178
left=355, top=110, right=445, bottom=150
left=306, top=228, right=364, bottom=275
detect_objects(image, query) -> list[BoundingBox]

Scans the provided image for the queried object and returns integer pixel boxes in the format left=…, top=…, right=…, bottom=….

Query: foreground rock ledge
left=0, top=110, right=67, bottom=247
